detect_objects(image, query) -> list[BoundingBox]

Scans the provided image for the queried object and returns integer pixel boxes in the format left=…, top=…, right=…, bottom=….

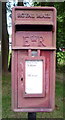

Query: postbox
left=12, top=7, right=56, bottom=112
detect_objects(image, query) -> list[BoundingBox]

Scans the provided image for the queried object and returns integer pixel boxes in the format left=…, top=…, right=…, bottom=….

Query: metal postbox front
left=12, top=7, right=56, bottom=112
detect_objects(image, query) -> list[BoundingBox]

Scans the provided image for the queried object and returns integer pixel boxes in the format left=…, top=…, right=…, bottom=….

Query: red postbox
left=12, top=7, right=56, bottom=112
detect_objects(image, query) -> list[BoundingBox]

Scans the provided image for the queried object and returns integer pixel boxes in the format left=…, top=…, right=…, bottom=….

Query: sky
left=7, top=0, right=18, bottom=35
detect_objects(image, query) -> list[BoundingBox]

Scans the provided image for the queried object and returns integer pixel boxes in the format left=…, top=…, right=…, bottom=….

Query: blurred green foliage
left=57, top=52, right=65, bottom=65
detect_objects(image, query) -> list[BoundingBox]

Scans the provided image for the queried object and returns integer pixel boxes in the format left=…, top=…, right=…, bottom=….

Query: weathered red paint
left=12, top=7, right=56, bottom=112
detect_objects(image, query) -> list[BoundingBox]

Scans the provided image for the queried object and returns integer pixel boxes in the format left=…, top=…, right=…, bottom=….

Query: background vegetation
left=1, top=0, right=65, bottom=119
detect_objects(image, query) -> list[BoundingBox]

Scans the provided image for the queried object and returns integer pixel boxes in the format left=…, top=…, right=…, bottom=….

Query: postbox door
left=17, top=50, right=52, bottom=108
